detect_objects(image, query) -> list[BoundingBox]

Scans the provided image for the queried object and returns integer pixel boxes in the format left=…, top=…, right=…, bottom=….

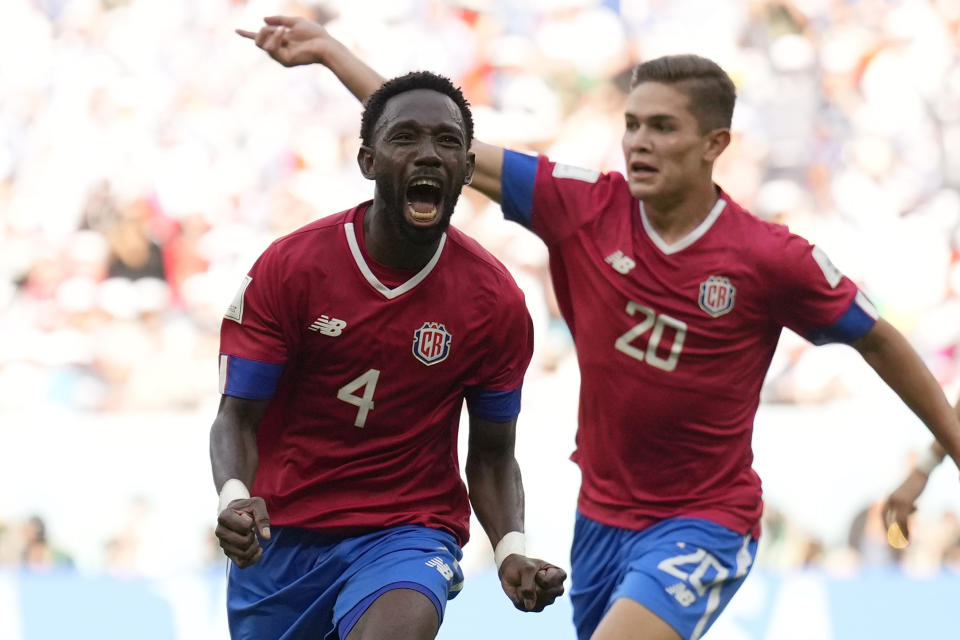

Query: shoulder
left=717, top=192, right=797, bottom=259
left=444, top=227, right=524, bottom=301
left=259, top=207, right=358, bottom=272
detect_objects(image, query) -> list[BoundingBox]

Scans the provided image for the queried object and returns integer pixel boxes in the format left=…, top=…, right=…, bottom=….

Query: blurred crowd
left=2, top=0, right=960, bottom=573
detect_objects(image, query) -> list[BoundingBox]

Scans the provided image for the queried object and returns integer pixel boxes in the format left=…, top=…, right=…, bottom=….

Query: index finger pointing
left=264, top=15, right=297, bottom=27
left=236, top=29, right=257, bottom=39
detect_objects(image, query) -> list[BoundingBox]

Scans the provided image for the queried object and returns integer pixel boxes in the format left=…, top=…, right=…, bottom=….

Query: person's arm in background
left=882, top=439, right=948, bottom=542
left=852, top=320, right=960, bottom=540
left=466, top=414, right=566, bottom=611
left=236, top=16, right=506, bottom=202
left=210, top=395, right=272, bottom=568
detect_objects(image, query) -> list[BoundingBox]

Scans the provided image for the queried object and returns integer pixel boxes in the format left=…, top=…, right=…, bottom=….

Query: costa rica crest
left=412, top=322, right=452, bottom=366
left=698, top=276, right=736, bottom=317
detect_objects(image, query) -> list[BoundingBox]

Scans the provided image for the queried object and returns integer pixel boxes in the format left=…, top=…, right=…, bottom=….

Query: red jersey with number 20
left=501, top=151, right=877, bottom=537
left=218, top=203, right=533, bottom=546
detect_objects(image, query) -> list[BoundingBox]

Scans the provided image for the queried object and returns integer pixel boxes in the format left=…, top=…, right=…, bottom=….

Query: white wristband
left=494, top=531, right=526, bottom=569
left=218, top=478, right=250, bottom=514
left=915, top=449, right=942, bottom=476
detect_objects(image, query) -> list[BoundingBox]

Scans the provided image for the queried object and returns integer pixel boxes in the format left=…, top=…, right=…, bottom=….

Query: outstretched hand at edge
left=236, top=15, right=332, bottom=67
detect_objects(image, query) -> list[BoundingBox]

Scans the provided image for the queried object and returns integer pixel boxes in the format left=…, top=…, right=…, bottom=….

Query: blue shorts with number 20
left=570, top=512, right=758, bottom=640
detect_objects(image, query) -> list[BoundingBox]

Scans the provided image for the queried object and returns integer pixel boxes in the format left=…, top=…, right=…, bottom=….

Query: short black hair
left=360, top=71, right=474, bottom=147
left=631, top=54, right=736, bottom=132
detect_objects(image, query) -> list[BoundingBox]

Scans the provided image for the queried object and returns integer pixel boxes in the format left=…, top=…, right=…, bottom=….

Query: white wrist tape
left=494, top=531, right=526, bottom=569
left=218, top=478, right=250, bottom=514
left=915, top=449, right=942, bottom=476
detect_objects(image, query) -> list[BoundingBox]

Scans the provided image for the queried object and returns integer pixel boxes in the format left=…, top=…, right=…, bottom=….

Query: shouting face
left=621, top=81, right=727, bottom=210
left=359, top=89, right=476, bottom=246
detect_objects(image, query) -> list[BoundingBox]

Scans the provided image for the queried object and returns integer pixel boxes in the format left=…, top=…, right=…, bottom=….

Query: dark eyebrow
left=384, top=119, right=465, bottom=138
left=624, top=113, right=679, bottom=124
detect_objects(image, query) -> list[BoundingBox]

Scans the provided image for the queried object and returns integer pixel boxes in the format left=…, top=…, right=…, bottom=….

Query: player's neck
left=363, top=202, right=441, bottom=271
left=641, top=182, right=720, bottom=245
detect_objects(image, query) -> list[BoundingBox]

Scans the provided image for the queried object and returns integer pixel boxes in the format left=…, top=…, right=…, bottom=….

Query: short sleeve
left=464, top=278, right=534, bottom=422
left=218, top=242, right=298, bottom=399
left=501, top=150, right=623, bottom=245
left=766, top=232, right=878, bottom=344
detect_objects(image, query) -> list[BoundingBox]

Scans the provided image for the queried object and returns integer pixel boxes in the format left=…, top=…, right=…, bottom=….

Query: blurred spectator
left=1, top=0, right=959, bottom=574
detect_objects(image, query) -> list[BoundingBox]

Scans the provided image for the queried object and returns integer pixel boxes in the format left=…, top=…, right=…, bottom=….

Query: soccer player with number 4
left=238, top=15, right=960, bottom=640
left=209, top=70, right=564, bottom=640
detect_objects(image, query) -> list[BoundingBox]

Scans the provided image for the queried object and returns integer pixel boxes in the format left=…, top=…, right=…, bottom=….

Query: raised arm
left=466, top=415, right=565, bottom=612
left=237, top=15, right=506, bottom=202
left=210, top=395, right=272, bottom=567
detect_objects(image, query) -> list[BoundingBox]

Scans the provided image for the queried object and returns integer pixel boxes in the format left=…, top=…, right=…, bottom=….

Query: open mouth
left=406, top=177, right=444, bottom=223
left=630, top=161, right=658, bottom=176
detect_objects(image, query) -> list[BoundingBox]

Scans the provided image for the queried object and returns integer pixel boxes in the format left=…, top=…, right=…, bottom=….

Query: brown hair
left=630, top=55, right=736, bottom=132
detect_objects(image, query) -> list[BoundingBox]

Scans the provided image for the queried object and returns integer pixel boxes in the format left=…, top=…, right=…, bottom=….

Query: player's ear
left=464, top=150, right=476, bottom=186
left=702, top=128, right=730, bottom=163
left=357, top=145, right=376, bottom=180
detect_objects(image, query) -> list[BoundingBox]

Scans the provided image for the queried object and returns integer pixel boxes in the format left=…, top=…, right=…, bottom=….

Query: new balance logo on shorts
left=666, top=582, right=697, bottom=607
left=308, top=315, right=347, bottom=336
left=425, top=557, right=454, bottom=580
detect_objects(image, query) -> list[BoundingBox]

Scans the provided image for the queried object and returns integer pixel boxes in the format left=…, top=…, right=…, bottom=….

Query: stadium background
left=2, top=0, right=959, bottom=637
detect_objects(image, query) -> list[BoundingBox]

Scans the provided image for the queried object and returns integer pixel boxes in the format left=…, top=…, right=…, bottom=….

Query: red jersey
left=501, top=151, right=877, bottom=537
left=218, top=202, right=533, bottom=546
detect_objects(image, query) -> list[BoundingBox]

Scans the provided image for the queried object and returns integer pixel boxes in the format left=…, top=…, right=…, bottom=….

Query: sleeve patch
left=501, top=150, right=539, bottom=228
left=811, top=246, right=842, bottom=289
left=224, top=275, right=253, bottom=324
left=552, top=163, right=600, bottom=183
left=804, top=292, right=878, bottom=345
left=219, top=354, right=284, bottom=399
left=465, top=386, right=522, bottom=423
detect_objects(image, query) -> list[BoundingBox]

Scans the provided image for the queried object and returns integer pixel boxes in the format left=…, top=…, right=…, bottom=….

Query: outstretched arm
left=237, top=16, right=506, bottom=202
left=466, top=415, right=566, bottom=612
left=852, top=319, right=960, bottom=461
left=882, top=437, right=948, bottom=542
left=853, top=319, right=960, bottom=546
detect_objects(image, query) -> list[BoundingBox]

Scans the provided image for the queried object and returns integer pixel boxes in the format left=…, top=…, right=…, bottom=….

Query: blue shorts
left=570, top=513, right=757, bottom=640
left=226, top=525, right=464, bottom=640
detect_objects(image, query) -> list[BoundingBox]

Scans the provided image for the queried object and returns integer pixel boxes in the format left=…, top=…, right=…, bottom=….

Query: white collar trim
left=344, top=222, right=446, bottom=299
left=640, top=198, right=727, bottom=255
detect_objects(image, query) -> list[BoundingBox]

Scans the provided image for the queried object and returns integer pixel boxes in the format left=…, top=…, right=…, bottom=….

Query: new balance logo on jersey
left=426, top=557, right=454, bottom=580
left=308, top=315, right=347, bottom=336
left=698, top=276, right=736, bottom=317
left=605, top=250, right=636, bottom=275
left=666, top=582, right=697, bottom=607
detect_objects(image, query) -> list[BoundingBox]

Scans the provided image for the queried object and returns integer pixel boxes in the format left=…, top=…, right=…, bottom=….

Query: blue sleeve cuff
left=501, top=150, right=538, bottom=228
left=804, top=296, right=878, bottom=346
left=465, top=386, right=522, bottom=423
left=219, top=354, right=284, bottom=399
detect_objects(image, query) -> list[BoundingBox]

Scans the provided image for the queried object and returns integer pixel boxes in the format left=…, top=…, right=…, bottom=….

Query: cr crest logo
left=413, top=322, right=452, bottom=366
left=698, top=276, right=736, bottom=317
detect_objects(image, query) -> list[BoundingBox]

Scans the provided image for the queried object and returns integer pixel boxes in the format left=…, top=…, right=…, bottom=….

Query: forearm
left=468, top=140, right=505, bottom=203
left=315, top=37, right=384, bottom=103
left=466, top=451, right=525, bottom=547
left=855, top=320, right=960, bottom=463
left=210, top=402, right=258, bottom=492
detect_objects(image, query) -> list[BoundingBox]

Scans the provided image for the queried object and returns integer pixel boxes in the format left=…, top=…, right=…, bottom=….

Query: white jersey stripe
left=640, top=198, right=727, bottom=255
left=344, top=222, right=446, bottom=300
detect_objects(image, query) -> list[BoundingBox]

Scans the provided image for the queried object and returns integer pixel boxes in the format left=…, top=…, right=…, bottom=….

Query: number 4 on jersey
left=337, top=369, right=380, bottom=428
